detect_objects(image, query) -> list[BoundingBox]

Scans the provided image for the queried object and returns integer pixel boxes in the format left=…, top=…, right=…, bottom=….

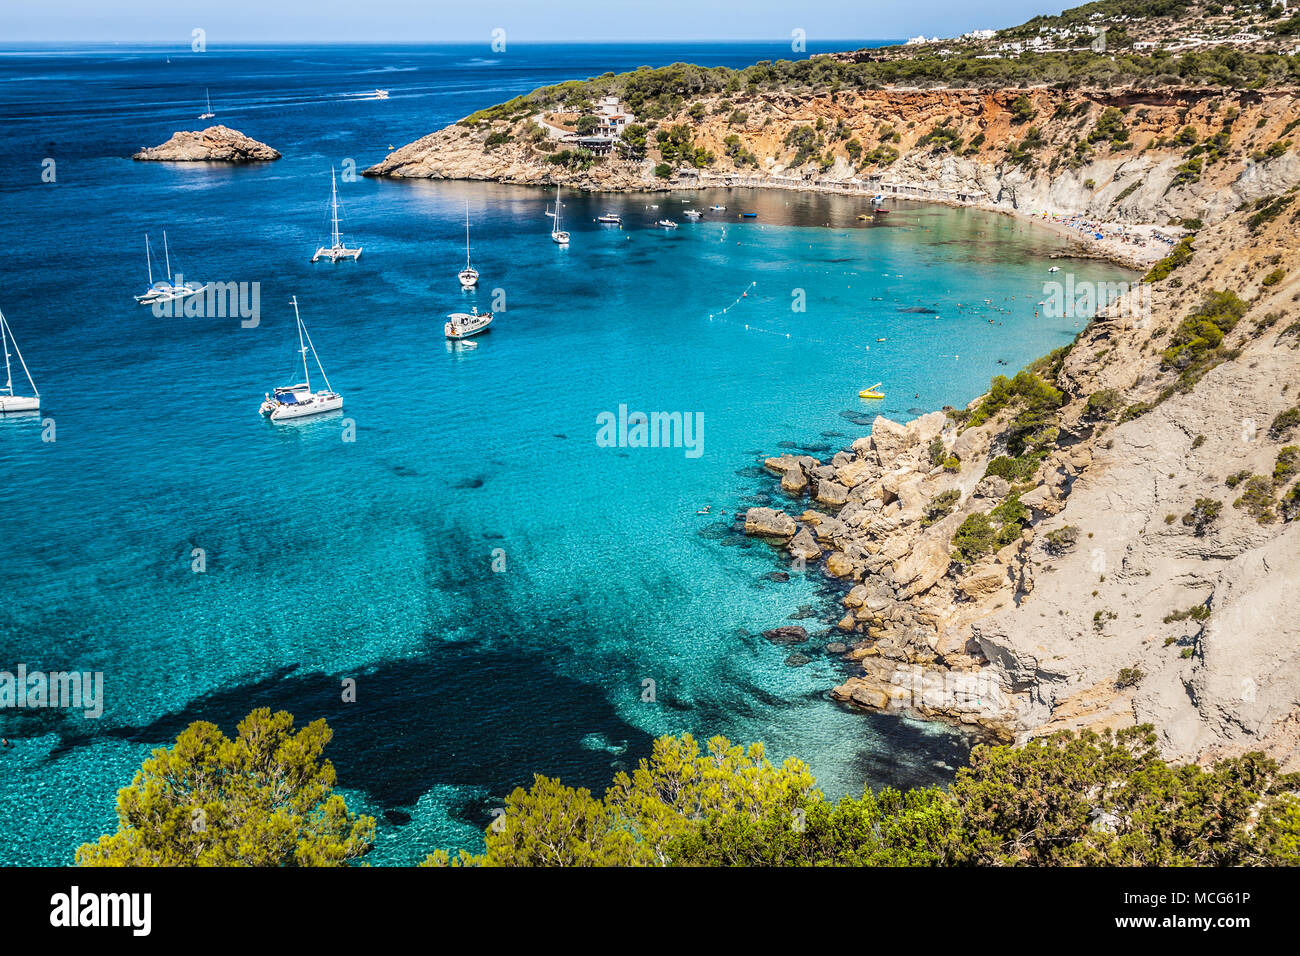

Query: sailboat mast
left=292, top=296, right=311, bottom=391
left=331, top=168, right=341, bottom=250
left=163, top=230, right=173, bottom=286
left=1, top=312, right=11, bottom=395
left=145, top=234, right=154, bottom=286
left=465, top=201, right=471, bottom=269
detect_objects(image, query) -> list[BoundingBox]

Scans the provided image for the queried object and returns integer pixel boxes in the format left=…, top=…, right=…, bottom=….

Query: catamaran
left=312, top=167, right=362, bottom=263
left=198, top=89, right=214, bottom=120
left=548, top=186, right=569, bottom=245
left=458, top=201, right=479, bottom=288
left=133, top=231, right=204, bottom=305
left=0, top=306, right=39, bottom=413
left=259, top=297, right=343, bottom=422
left=445, top=307, right=492, bottom=339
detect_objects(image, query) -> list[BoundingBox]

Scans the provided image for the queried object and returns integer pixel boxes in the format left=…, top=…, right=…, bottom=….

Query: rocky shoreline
left=134, top=125, right=281, bottom=163
left=740, top=197, right=1300, bottom=767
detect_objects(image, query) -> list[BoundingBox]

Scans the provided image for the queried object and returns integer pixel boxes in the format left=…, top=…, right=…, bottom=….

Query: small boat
left=312, top=167, right=363, bottom=262
left=549, top=186, right=570, bottom=245
left=0, top=306, right=39, bottom=413
left=445, top=307, right=493, bottom=339
left=856, top=214, right=871, bottom=221
left=876, top=337, right=887, bottom=342
left=874, top=208, right=891, bottom=216
left=740, top=212, right=758, bottom=218
left=1048, top=266, right=1061, bottom=273
left=458, top=201, right=479, bottom=288
left=709, top=204, right=726, bottom=211
left=656, top=219, right=678, bottom=229
left=683, top=209, right=702, bottom=219
left=198, top=88, right=214, bottom=120
left=259, top=297, right=343, bottom=422
left=374, top=89, right=390, bottom=99
left=859, top=381, right=884, bottom=399
left=597, top=213, right=622, bottom=224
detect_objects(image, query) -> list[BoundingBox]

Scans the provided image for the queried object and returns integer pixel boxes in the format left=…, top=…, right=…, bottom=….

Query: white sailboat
left=198, top=88, right=214, bottom=120
left=445, top=307, right=493, bottom=339
left=458, top=201, right=479, bottom=288
left=259, top=297, right=343, bottom=422
left=548, top=186, right=570, bottom=245
left=0, top=307, right=39, bottom=413
left=133, top=231, right=203, bottom=305
left=312, top=167, right=362, bottom=263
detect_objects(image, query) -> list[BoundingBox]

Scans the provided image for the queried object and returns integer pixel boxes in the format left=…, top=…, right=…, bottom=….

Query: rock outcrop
left=134, top=126, right=281, bottom=163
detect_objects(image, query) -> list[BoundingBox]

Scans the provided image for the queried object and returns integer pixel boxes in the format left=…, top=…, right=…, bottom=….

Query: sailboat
left=0, top=307, right=39, bottom=413
left=548, top=186, right=569, bottom=245
left=312, top=167, right=362, bottom=263
left=458, top=201, right=479, bottom=288
left=259, top=297, right=343, bottom=421
left=198, top=88, right=214, bottom=120
left=133, top=231, right=203, bottom=305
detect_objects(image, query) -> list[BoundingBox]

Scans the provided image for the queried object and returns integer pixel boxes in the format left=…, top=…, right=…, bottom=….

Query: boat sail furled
left=312, top=168, right=362, bottom=263
left=458, top=201, right=479, bottom=288
left=0, top=306, right=40, bottom=413
left=259, top=297, right=343, bottom=421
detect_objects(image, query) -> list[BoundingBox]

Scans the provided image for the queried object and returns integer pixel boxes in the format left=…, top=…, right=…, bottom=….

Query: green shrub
left=1181, top=498, right=1222, bottom=535
left=1043, top=525, right=1079, bottom=555
left=1143, top=237, right=1195, bottom=282
left=1270, top=405, right=1300, bottom=440
left=1233, top=475, right=1277, bottom=524
left=1274, top=446, right=1300, bottom=486
left=922, top=489, right=961, bottom=528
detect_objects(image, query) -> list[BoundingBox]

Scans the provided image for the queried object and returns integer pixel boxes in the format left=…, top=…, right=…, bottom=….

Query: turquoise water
left=0, top=45, right=1132, bottom=865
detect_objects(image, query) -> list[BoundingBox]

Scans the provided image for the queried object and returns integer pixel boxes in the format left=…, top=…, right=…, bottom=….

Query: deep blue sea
left=0, top=43, right=1132, bottom=865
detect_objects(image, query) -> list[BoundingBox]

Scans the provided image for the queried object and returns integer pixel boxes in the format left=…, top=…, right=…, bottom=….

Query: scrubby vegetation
left=421, top=727, right=1300, bottom=866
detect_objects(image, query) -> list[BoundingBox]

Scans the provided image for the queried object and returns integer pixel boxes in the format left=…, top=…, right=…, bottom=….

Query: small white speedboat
left=374, top=89, right=390, bottom=99
left=683, top=209, right=702, bottom=219
left=445, top=307, right=493, bottom=339
left=656, top=219, right=678, bottom=229
left=709, top=204, right=726, bottom=211
left=259, top=297, right=343, bottom=422
left=597, top=213, right=622, bottom=224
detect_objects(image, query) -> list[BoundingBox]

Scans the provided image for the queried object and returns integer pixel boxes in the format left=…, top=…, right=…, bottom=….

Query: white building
left=595, top=95, right=635, bottom=136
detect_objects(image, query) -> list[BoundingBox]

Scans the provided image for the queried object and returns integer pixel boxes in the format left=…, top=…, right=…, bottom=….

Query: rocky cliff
left=133, top=125, right=281, bottom=163
left=365, top=86, right=1300, bottom=231
left=744, top=197, right=1300, bottom=769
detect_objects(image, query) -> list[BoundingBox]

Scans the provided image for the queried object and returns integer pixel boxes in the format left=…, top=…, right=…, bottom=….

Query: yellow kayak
left=859, top=381, right=884, bottom=399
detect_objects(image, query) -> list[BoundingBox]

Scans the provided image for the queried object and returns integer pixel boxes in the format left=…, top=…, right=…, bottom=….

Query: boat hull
left=445, top=313, right=492, bottom=338
left=0, top=395, right=39, bottom=413
left=458, top=269, right=479, bottom=288
left=312, top=246, right=363, bottom=263
left=265, top=394, right=343, bottom=421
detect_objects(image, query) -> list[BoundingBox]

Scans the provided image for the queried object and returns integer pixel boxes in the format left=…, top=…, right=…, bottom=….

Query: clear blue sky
left=1, top=0, right=1062, bottom=43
